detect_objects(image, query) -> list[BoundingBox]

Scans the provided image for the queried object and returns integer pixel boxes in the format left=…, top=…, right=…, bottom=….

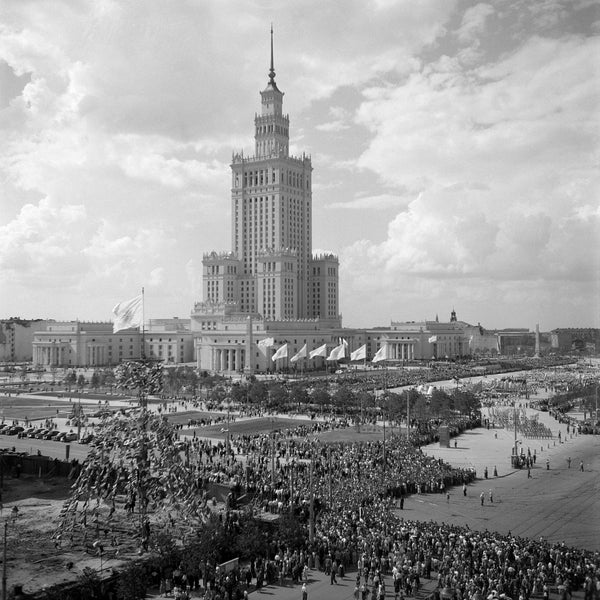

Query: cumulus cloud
left=327, top=194, right=410, bottom=211
left=0, top=0, right=597, bottom=328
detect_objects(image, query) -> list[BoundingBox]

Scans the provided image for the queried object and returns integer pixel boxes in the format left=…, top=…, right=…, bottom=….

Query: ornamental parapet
left=312, top=252, right=338, bottom=262
left=191, top=301, right=239, bottom=316
left=231, top=151, right=311, bottom=166
left=257, top=247, right=298, bottom=258
left=203, top=251, right=238, bottom=261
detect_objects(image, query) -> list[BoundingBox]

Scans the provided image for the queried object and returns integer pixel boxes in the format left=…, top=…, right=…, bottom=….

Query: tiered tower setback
left=202, top=28, right=338, bottom=322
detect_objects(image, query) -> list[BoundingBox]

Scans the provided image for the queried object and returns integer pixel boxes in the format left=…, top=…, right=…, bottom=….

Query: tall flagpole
left=141, top=287, right=146, bottom=360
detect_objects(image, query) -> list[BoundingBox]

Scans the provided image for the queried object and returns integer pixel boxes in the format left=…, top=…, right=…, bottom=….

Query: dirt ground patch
left=2, top=476, right=140, bottom=595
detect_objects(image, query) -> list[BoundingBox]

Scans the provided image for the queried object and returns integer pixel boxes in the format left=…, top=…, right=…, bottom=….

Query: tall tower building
left=202, top=28, right=338, bottom=322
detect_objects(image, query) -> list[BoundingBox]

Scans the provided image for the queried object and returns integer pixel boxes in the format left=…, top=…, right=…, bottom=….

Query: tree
left=77, top=374, right=86, bottom=390
left=65, top=370, right=77, bottom=390
left=230, top=382, right=248, bottom=404
left=55, top=360, right=207, bottom=554
left=90, top=371, right=101, bottom=390
left=267, top=383, right=288, bottom=409
left=289, top=384, right=308, bottom=411
left=430, top=389, right=450, bottom=419
left=332, top=385, right=355, bottom=411
left=248, top=380, right=268, bottom=406
left=78, top=567, right=102, bottom=599
left=311, top=387, right=330, bottom=410
left=116, top=562, right=148, bottom=600
left=451, top=389, right=481, bottom=418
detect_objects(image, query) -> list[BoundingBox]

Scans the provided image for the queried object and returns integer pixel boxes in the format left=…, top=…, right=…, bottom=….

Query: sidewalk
left=420, top=406, right=579, bottom=480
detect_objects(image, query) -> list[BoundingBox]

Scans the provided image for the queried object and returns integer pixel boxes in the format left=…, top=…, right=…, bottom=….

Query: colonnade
left=212, top=347, right=245, bottom=372
left=33, top=344, right=68, bottom=366
left=387, top=341, right=415, bottom=361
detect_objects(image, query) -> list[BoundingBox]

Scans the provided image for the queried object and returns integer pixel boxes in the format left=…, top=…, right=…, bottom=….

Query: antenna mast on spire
left=269, top=23, right=276, bottom=84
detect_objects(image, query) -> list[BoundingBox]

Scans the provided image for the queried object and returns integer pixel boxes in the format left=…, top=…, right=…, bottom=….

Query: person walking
left=580, top=460, right=584, bottom=472
left=463, top=483, right=467, bottom=497
left=330, top=560, right=338, bottom=585
left=302, top=582, right=308, bottom=600
left=546, top=459, right=550, bottom=470
left=489, top=489, right=494, bottom=503
left=480, top=491, right=484, bottom=506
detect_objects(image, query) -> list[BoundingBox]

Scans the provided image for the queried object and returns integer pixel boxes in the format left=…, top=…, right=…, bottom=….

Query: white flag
left=290, top=343, right=307, bottom=363
left=257, top=337, right=275, bottom=349
left=112, top=295, right=143, bottom=333
left=271, top=343, right=288, bottom=361
left=309, top=343, right=327, bottom=359
left=326, top=342, right=346, bottom=361
left=372, top=344, right=389, bottom=363
left=428, top=335, right=438, bottom=343
left=350, top=344, right=366, bottom=361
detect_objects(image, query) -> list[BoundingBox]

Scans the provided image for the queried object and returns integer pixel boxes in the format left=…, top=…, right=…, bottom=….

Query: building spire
left=269, top=23, right=276, bottom=85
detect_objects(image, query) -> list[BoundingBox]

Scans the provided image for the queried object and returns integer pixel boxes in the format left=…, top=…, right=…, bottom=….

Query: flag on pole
left=290, top=343, right=307, bottom=363
left=309, top=343, right=327, bottom=359
left=271, top=343, right=288, bottom=361
left=326, top=342, right=346, bottom=361
left=350, top=344, right=366, bottom=361
left=112, top=295, right=143, bottom=333
left=257, top=337, right=275, bottom=349
left=428, top=335, right=438, bottom=343
left=372, top=344, right=389, bottom=363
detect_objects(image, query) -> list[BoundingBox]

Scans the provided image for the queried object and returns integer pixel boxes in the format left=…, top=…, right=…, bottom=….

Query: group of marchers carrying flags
left=258, top=337, right=390, bottom=364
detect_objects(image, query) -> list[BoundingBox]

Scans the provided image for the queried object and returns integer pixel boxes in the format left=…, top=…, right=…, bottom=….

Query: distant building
left=31, top=319, right=193, bottom=367
left=0, top=318, right=50, bottom=362
left=200, top=33, right=339, bottom=323
left=145, top=318, right=194, bottom=364
left=32, top=322, right=142, bottom=367
left=192, top=30, right=341, bottom=373
left=550, top=328, right=600, bottom=354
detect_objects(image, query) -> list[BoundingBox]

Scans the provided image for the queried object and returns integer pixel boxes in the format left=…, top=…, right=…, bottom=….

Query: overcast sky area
left=1, top=0, right=598, bottom=330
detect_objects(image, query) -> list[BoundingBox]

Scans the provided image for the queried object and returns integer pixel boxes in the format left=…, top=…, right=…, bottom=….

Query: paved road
left=0, top=434, right=90, bottom=460
left=416, top=414, right=600, bottom=551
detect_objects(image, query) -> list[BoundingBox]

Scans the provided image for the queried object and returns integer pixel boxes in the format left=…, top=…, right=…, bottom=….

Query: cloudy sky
left=1, top=0, right=598, bottom=331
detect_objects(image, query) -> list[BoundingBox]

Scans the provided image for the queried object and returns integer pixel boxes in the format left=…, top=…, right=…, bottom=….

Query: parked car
left=42, top=430, right=59, bottom=440
left=62, top=432, right=78, bottom=442
left=20, top=428, right=36, bottom=438
left=0, top=424, right=11, bottom=434
left=35, top=429, right=50, bottom=439
left=28, top=428, right=44, bottom=438
left=79, top=434, right=94, bottom=444
left=6, top=426, right=25, bottom=436
left=47, top=431, right=62, bottom=441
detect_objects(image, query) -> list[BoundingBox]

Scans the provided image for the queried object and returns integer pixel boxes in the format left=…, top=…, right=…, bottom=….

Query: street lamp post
left=2, top=521, right=7, bottom=600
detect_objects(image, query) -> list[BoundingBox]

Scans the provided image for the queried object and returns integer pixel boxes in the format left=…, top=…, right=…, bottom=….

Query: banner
left=290, top=343, right=307, bottom=363
left=326, top=342, right=346, bottom=361
left=372, top=344, right=388, bottom=363
left=258, top=337, right=275, bottom=349
left=112, top=295, right=143, bottom=333
left=271, top=343, right=288, bottom=361
left=350, top=344, right=366, bottom=361
left=309, top=343, right=327, bottom=359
